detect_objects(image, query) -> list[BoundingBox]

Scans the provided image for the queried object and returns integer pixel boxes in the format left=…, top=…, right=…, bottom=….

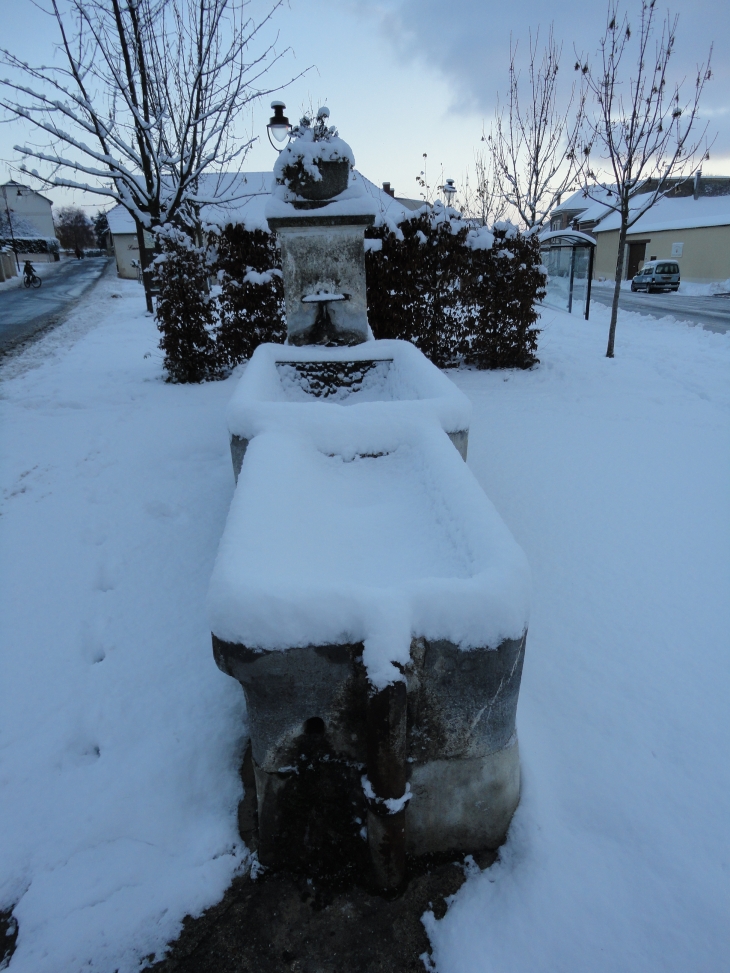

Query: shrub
left=211, top=224, right=285, bottom=368
left=460, top=224, right=545, bottom=369
left=365, top=206, right=544, bottom=370
left=154, top=227, right=219, bottom=383
left=364, top=210, right=468, bottom=368
left=153, top=206, right=545, bottom=382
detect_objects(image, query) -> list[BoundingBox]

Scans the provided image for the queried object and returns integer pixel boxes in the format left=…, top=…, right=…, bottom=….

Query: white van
left=630, top=260, right=680, bottom=293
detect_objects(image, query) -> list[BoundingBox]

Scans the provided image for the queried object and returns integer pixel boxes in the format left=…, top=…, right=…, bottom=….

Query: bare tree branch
left=574, top=0, right=712, bottom=357
left=488, top=25, right=585, bottom=230
left=0, top=0, right=309, bottom=308
left=459, top=148, right=508, bottom=227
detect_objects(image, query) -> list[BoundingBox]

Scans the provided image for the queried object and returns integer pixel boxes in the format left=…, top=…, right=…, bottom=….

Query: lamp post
left=440, top=178, right=457, bottom=207
left=266, top=101, right=291, bottom=151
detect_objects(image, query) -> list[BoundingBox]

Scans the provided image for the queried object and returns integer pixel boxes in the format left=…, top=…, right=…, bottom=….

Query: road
left=0, top=257, right=110, bottom=354
left=590, top=288, right=730, bottom=334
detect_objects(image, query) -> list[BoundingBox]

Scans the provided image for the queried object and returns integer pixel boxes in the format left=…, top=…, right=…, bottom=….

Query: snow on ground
left=0, top=276, right=248, bottom=973
left=0, top=278, right=728, bottom=972
left=427, top=305, right=730, bottom=972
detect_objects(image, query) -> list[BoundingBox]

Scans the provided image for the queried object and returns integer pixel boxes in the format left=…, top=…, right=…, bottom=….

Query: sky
left=0, top=0, right=728, bottom=216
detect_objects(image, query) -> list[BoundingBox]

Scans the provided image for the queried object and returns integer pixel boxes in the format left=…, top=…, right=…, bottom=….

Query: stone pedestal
left=268, top=215, right=374, bottom=346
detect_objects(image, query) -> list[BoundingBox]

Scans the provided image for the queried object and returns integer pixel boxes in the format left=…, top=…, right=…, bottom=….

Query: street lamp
left=267, top=101, right=291, bottom=151
left=441, top=178, right=457, bottom=206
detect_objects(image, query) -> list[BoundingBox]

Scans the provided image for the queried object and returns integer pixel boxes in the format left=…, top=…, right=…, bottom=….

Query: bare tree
left=54, top=206, right=95, bottom=250
left=488, top=25, right=584, bottom=230
left=576, top=0, right=712, bottom=357
left=0, top=0, right=302, bottom=308
left=459, top=149, right=508, bottom=227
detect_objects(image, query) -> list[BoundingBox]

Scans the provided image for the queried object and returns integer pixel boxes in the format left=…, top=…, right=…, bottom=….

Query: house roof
left=105, top=169, right=414, bottom=237
left=0, top=180, right=54, bottom=206
left=552, top=187, right=616, bottom=224
left=553, top=182, right=730, bottom=234
left=593, top=194, right=730, bottom=234
left=106, top=204, right=136, bottom=235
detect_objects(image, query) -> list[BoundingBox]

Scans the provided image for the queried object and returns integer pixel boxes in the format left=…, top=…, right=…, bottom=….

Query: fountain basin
left=208, top=424, right=529, bottom=867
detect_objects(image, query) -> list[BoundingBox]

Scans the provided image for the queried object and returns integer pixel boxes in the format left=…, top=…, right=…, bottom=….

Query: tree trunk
left=135, top=221, right=154, bottom=313
left=606, top=218, right=628, bottom=358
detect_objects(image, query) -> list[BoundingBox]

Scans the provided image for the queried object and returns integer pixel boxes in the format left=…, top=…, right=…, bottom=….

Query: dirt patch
left=145, top=849, right=496, bottom=973
left=1, top=907, right=19, bottom=968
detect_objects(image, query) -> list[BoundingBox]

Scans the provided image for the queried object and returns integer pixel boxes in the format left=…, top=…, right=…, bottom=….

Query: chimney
left=693, top=169, right=702, bottom=200
left=382, top=182, right=395, bottom=198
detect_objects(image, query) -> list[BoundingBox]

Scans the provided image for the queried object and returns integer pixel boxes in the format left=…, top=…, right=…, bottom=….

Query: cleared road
left=0, top=257, right=110, bottom=353
left=590, top=288, right=730, bottom=334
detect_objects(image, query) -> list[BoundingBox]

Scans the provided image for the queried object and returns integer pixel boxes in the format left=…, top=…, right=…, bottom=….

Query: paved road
left=0, top=257, right=110, bottom=353
left=590, top=288, right=730, bottom=334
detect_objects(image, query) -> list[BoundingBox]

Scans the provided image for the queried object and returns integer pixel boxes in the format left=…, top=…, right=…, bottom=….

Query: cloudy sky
left=1, top=0, right=727, bottom=214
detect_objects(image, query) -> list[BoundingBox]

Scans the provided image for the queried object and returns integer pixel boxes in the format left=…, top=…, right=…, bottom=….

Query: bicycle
left=23, top=272, right=42, bottom=289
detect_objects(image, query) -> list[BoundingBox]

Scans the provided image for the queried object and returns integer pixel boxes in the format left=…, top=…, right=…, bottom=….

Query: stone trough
left=208, top=111, right=529, bottom=889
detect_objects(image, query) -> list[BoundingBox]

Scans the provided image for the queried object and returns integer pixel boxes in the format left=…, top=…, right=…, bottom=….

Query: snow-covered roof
left=0, top=180, right=54, bottom=206
left=106, top=204, right=136, bottom=235
left=553, top=182, right=730, bottom=234
left=105, top=170, right=413, bottom=237
left=539, top=229, right=596, bottom=247
left=552, top=186, right=618, bottom=224
left=594, top=194, right=730, bottom=234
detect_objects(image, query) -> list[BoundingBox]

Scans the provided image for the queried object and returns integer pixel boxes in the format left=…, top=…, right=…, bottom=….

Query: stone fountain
left=209, top=109, right=529, bottom=889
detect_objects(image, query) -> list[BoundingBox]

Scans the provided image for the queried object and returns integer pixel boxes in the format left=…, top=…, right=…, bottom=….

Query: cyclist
left=23, top=260, right=36, bottom=283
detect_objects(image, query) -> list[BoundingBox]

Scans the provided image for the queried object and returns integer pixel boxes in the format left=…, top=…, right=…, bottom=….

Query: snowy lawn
left=1, top=276, right=728, bottom=972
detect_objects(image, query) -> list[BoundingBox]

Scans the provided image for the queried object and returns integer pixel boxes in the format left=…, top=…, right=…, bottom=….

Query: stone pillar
left=268, top=214, right=374, bottom=346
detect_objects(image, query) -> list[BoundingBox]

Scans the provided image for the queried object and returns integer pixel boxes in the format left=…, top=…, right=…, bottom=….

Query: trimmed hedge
left=154, top=208, right=545, bottom=382
left=365, top=211, right=544, bottom=370
left=0, top=237, right=59, bottom=256
left=155, top=228, right=218, bottom=384
left=211, top=224, right=286, bottom=369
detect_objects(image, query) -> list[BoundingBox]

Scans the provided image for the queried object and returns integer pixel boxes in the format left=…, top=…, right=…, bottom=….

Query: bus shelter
left=539, top=230, right=596, bottom=320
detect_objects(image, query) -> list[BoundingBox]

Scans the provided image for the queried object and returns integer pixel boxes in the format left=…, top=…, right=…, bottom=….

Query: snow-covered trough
left=208, top=111, right=529, bottom=888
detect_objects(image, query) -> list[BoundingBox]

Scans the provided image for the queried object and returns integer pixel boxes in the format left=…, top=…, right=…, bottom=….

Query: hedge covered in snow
left=154, top=206, right=545, bottom=382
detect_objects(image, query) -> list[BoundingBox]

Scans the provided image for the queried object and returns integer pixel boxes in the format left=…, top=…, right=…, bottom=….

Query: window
left=656, top=263, right=679, bottom=275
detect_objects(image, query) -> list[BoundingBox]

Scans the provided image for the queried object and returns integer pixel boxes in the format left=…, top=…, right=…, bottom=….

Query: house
left=549, top=177, right=730, bottom=283
left=105, top=171, right=413, bottom=279
left=0, top=180, right=59, bottom=262
left=105, top=205, right=144, bottom=279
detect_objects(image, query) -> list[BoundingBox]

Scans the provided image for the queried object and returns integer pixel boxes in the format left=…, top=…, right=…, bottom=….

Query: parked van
left=630, top=260, right=680, bottom=293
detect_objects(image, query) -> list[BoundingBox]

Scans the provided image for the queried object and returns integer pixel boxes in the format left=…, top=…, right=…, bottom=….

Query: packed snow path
left=0, top=256, right=109, bottom=353
left=0, top=274, right=728, bottom=972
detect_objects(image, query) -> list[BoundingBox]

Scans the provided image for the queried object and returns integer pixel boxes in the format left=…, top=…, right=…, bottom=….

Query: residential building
left=0, top=180, right=59, bottom=262
left=548, top=177, right=730, bottom=282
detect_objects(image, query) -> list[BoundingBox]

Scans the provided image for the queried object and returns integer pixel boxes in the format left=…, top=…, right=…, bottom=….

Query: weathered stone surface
left=270, top=224, right=372, bottom=345
left=447, top=428, right=469, bottom=460
left=213, top=633, right=525, bottom=867
left=405, top=636, right=525, bottom=762
left=407, top=744, right=520, bottom=855
left=230, top=435, right=249, bottom=482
